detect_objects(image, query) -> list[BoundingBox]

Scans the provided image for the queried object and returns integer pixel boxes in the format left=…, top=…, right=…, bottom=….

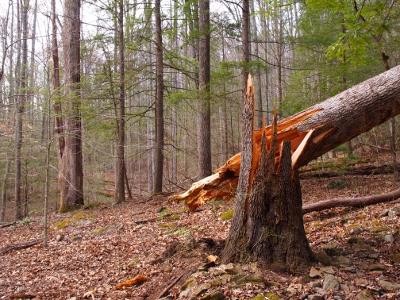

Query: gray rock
left=368, top=263, right=385, bottom=271
left=320, top=266, right=335, bottom=274
left=323, top=274, right=340, bottom=291
left=199, top=289, right=225, bottom=300
left=310, top=267, right=323, bottom=278
left=349, top=226, right=364, bottom=235
left=384, top=234, right=394, bottom=243
left=56, top=234, right=64, bottom=242
left=332, top=256, right=352, bottom=267
left=388, top=206, right=400, bottom=217
left=315, top=250, right=330, bottom=266
left=355, top=289, right=374, bottom=300
left=377, top=280, right=400, bottom=291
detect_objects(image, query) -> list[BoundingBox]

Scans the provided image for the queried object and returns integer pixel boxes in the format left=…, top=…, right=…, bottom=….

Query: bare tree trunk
left=14, top=0, right=29, bottom=221
left=197, top=0, right=212, bottom=179
left=0, top=151, right=10, bottom=222
left=154, top=0, right=164, bottom=193
left=59, top=0, right=84, bottom=212
left=250, top=0, right=263, bottom=129
left=115, top=0, right=125, bottom=204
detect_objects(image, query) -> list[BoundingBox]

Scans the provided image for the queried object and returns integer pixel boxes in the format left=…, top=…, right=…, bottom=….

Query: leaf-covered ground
left=0, top=158, right=399, bottom=300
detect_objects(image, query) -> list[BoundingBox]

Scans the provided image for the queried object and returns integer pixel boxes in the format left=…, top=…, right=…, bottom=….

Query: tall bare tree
left=115, top=0, right=125, bottom=203
left=59, top=0, right=84, bottom=212
left=14, top=0, right=29, bottom=220
left=154, top=0, right=164, bottom=193
left=197, top=0, right=212, bottom=179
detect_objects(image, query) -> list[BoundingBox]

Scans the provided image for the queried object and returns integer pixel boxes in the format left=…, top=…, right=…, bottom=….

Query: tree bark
left=14, top=0, right=29, bottom=221
left=171, top=65, right=400, bottom=211
left=154, top=0, right=164, bottom=193
left=115, top=0, right=125, bottom=204
left=59, top=0, right=84, bottom=212
left=197, top=0, right=212, bottom=179
left=52, top=0, right=64, bottom=157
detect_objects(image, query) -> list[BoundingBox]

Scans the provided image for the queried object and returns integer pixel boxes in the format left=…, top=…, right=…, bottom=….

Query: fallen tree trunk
left=171, top=65, right=400, bottom=212
left=302, top=189, right=400, bottom=214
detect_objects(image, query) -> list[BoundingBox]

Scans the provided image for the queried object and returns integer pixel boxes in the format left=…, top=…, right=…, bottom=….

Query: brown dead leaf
left=114, top=275, right=150, bottom=290
left=207, top=255, right=218, bottom=262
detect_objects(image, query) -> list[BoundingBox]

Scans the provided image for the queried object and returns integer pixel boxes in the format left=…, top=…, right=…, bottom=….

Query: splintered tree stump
left=222, top=113, right=315, bottom=271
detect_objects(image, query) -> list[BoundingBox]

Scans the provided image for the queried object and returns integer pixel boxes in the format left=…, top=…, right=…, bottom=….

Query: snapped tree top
left=171, top=65, right=400, bottom=212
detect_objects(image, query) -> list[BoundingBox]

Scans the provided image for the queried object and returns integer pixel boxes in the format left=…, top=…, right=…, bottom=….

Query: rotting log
left=171, top=65, right=400, bottom=212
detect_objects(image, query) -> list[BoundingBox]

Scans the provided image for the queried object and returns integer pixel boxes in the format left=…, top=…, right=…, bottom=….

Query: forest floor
left=0, top=154, right=399, bottom=300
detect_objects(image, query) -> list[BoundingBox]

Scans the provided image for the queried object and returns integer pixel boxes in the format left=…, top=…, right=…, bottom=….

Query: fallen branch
left=155, top=273, right=185, bottom=299
left=0, top=222, right=16, bottom=228
left=300, top=163, right=400, bottom=179
left=0, top=239, right=43, bottom=255
left=302, top=188, right=400, bottom=214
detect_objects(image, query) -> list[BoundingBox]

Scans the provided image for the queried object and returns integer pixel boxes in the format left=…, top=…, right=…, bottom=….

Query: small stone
left=355, top=289, right=374, bottom=300
left=332, top=256, right=352, bottom=267
left=163, top=265, right=173, bottom=272
left=56, top=234, right=64, bottom=242
left=368, top=253, right=379, bottom=259
left=378, top=209, right=390, bottom=218
left=156, top=207, right=166, bottom=213
left=322, top=241, right=342, bottom=256
left=323, top=274, right=340, bottom=291
left=310, top=267, right=323, bottom=278
left=354, top=278, right=368, bottom=287
left=193, top=283, right=212, bottom=296
left=315, top=250, right=330, bottom=266
left=349, top=226, right=364, bottom=235
left=287, top=283, right=302, bottom=294
left=388, top=206, right=400, bottom=217
left=384, top=234, right=394, bottom=243
left=320, top=266, right=335, bottom=274
left=181, top=277, right=197, bottom=292
left=199, top=289, right=225, bottom=300
left=340, top=284, right=350, bottom=293
left=377, top=280, right=400, bottom=291
left=368, top=263, right=385, bottom=271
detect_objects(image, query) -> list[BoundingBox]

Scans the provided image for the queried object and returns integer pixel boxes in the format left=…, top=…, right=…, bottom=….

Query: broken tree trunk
left=171, top=65, right=400, bottom=212
left=221, top=76, right=315, bottom=271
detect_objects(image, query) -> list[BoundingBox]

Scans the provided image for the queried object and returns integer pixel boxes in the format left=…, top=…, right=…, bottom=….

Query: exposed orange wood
left=171, top=105, right=322, bottom=211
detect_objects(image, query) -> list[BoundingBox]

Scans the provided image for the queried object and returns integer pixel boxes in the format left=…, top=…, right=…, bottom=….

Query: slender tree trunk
left=59, top=0, right=84, bottom=212
left=250, top=0, right=263, bottom=129
left=197, top=0, right=212, bottom=179
left=0, top=151, right=10, bottom=222
left=115, top=0, right=125, bottom=203
left=15, top=0, right=29, bottom=221
left=154, top=0, right=164, bottom=193
left=52, top=0, right=64, bottom=159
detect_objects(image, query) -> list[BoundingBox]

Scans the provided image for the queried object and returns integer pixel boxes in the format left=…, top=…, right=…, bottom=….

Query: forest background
left=1, top=0, right=400, bottom=222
